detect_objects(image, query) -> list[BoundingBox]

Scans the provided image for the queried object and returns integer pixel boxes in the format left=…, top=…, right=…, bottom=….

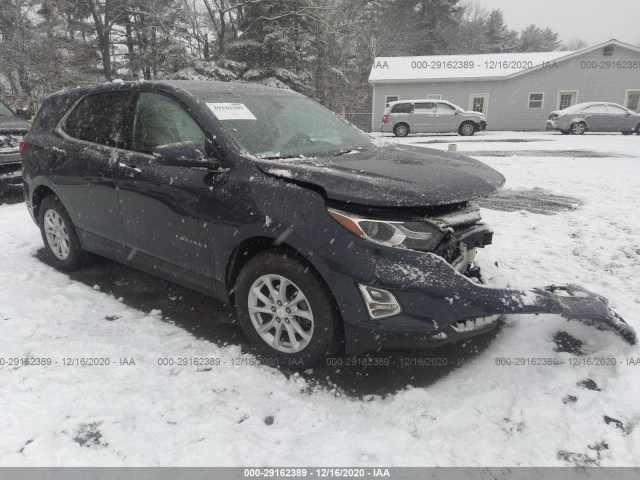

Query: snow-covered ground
left=2, top=131, right=640, bottom=466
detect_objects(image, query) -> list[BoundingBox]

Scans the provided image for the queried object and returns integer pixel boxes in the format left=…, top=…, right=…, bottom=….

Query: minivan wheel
left=459, top=122, right=476, bottom=136
left=235, top=250, right=340, bottom=368
left=571, top=122, right=586, bottom=135
left=393, top=123, right=409, bottom=137
left=38, top=195, right=86, bottom=270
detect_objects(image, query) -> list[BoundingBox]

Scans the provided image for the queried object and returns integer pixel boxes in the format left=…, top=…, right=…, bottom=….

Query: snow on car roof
left=369, top=51, right=572, bottom=83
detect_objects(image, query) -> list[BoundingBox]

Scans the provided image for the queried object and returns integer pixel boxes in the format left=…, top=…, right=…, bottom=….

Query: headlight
left=328, top=208, right=446, bottom=250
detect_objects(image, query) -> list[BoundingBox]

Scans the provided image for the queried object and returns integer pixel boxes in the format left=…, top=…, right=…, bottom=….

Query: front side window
left=62, top=92, right=132, bottom=148
left=437, top=103, right=457, bottom=114
left=132, top=92, right=206, bottom=154
left=197, top=94, right=373, bottom=158
left=528, top=93, right=544, bottom=109
left=606, top=104, right=629, bottom=114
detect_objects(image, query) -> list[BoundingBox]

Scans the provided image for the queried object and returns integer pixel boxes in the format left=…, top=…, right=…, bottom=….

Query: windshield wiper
left=333, top=147, right=366, bottom=156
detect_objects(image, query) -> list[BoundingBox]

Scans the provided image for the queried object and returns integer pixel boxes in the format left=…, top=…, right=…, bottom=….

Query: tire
left=458, top=121, right=476, bottom=136
left=235, top=250, right=341, bottom=368
left=393, top=123, right=409, bottom=137
left=636, top=124, right=640, bottom=135
left=570, top=122, right=586, bottom=135
left=38, top=195, right=86, bottom=271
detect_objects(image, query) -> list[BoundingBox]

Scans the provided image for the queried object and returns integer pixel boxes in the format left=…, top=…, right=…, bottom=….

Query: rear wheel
left=458, top=121, right=476, bottom=136
left=38, top=195, right=87, bottom=271
left=622, top=130, right=633, bottom=135
left=635, top=124, right=640, bottom=135
left=393, top=123, right=409, bottom=137
left=570, top=122, right=586, bottom=135
left=235, top=250, right=341, bottom=368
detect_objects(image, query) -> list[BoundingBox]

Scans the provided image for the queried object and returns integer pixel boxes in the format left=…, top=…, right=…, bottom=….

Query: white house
left=369, top=39, right=640, bottom=131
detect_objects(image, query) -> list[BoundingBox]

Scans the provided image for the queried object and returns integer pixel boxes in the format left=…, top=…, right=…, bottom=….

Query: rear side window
left=62, top=92, right=132, bottom=148
left=391, top=103, right=413, bottom=114
left=414, top=102, right=435, bottom=111
left=132, top=92, right=206, bottom=154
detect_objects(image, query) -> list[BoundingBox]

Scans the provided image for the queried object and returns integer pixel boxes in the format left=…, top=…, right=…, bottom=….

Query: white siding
left=371, top=45, right=640, bottom=131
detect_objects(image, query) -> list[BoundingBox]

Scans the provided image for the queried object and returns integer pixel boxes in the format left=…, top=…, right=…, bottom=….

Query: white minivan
left=381, top=99, right=487, bottom=137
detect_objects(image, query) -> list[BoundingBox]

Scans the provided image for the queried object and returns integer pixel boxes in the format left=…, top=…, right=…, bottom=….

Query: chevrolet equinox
left=21, top=81, right=635, bottom=367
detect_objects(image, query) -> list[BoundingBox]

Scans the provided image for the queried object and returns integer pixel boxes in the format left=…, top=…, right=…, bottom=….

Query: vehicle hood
left=0, top=115, right=30, bottom=132
left=462, top=110, right=485, bottom=117
left=255, top=144, right=505, bottom=207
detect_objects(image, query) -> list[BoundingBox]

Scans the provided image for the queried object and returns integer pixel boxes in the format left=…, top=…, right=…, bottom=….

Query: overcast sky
left=478, top=0, right=640, bottom=47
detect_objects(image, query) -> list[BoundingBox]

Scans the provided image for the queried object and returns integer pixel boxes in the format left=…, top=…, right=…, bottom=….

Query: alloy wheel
left=461, top=123, right=475, bottom=136
left=44, top=209, right=71, bottom=260
left=248, top=274, right=314, bottom=353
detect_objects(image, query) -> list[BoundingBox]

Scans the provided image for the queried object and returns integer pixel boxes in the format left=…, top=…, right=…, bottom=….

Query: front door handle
left=118, top=162, right=142, bottom=173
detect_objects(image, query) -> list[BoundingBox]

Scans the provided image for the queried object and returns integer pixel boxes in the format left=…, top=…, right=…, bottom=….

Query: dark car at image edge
left=0, top=99, right=31, bottom=185
left=19, top=80, right=636, bottom=367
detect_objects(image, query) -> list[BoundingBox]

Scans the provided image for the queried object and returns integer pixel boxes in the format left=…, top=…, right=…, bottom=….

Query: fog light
left=358, top=284, right=402, bottom=319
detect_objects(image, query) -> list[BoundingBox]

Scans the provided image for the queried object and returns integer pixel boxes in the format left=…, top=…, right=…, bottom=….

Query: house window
left=469, top=94, right=488, bottom=114
left=625, top=90, right=640, bottom=112
left=385, top=95, right=399, bottom=107
left=528, top=93, right=544, bottom=109
left=557, top=91, right=578, bottom=110
left=427, top=94, right=441, bottom=100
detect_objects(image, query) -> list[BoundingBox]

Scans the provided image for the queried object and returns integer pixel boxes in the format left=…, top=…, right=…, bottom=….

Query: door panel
left=581, top=105, right=609, bottom=131
left=55, top=91, right=134, bottom=243
left=114, top=91, right=220, bottom=278
left=412, top=102, right=435, bottom=132
left=433, top=103, right=457, bottom=132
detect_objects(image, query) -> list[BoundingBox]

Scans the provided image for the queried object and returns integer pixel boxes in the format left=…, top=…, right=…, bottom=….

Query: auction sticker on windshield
left=206, top=102, right=257, bottom=120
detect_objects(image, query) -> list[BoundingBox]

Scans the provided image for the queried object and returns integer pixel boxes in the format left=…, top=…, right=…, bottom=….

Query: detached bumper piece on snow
left=530, top=284, right=636, bottom=345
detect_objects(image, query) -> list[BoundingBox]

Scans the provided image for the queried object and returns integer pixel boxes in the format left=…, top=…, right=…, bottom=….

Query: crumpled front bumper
left=315, top=235, right=636, bottom=354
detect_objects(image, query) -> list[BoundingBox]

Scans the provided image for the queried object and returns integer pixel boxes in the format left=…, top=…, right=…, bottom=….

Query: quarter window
left=528, top=93, right=544, bottom=109
left=132, top=92, right=206, bottom=154
left=390, top=103, right=413, bottom=114
left=62, top=92, right=132, bottom=148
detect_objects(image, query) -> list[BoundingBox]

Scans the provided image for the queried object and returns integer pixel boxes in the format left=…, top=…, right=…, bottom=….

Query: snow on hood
left=256, top=144, right=505, bottom=207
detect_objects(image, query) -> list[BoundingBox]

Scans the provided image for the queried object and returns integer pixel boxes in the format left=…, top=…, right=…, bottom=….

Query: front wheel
left=38, top=195, right=87, bottom=270
left=235, top=250, right=341, bottom=368
left=458, top=122, right=476, bottom=136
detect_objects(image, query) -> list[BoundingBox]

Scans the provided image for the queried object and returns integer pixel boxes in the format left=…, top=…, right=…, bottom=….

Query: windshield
left=196, top=94, right=373, bottom=158
left=0, top=101, right=14, bottom=117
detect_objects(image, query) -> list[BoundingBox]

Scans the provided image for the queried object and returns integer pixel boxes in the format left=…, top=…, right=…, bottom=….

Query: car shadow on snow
left=0, top=185, right=23, bottom=205
left=33, top=248, right=503, bottom=397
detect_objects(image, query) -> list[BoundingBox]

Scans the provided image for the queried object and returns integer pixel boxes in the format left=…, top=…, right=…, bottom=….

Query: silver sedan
left=546, top=102, right=640, bottom=135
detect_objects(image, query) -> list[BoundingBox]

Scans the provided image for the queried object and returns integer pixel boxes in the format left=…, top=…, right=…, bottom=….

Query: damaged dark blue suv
left=20, top=81, right=635, bottom=366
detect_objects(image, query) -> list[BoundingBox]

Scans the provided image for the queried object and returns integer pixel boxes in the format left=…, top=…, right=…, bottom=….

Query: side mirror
left=153, top=141, right=222, bottom=170
left=16, top=108, right=32, bottom=121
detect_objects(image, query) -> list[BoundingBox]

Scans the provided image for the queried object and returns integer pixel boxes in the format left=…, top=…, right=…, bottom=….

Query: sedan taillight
left=382, top=114, right=389, bottom=124
left=19, top=139, right=27, bottom=156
